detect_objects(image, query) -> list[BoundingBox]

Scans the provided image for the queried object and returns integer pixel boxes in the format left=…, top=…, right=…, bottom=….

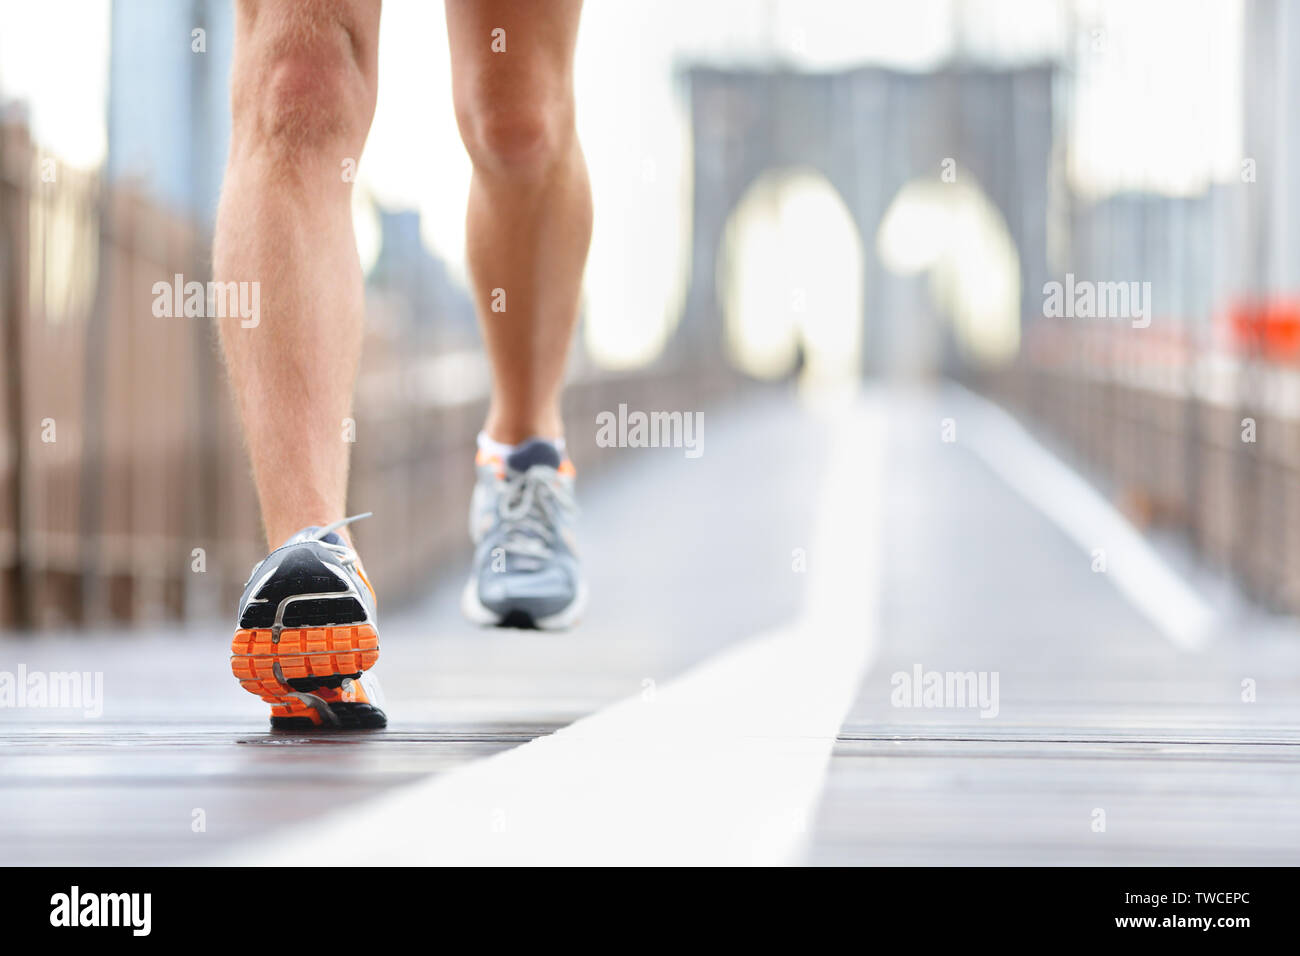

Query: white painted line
left=951, top=383, right=1214, bottom=651
left=216, top=392, right=886, bottom=866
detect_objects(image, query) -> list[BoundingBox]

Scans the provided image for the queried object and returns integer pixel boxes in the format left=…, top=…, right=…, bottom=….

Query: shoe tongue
left=506, top=438, right=562, bottom=473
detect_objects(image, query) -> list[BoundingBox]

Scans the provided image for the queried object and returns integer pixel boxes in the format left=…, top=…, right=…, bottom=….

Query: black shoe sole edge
left=269, top=701, right=388, bottom=732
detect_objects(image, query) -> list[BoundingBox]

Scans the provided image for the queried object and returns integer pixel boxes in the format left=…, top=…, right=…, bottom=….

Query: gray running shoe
left=461, top=439, right=586, bottom=629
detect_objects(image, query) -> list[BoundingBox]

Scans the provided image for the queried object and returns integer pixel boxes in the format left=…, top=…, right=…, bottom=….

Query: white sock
left=477, top=432, right=566, bottom=459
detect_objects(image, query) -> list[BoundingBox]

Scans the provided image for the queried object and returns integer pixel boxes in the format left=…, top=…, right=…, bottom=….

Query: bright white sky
left=1, top=0, right=1246, bottom=365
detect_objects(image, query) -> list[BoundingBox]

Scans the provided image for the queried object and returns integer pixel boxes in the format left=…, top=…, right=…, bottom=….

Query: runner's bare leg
left=214, top=0, right=381, bottom=549
left=446, top=0, right=591, bottom=444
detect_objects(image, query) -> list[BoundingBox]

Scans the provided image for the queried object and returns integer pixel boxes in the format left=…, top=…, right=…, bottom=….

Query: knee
left=455, top=89, right=574, bottom=180
left=231, top=11, right=377, bottom=169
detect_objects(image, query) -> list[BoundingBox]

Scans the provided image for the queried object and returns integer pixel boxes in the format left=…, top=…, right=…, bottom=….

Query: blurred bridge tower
left=679, top=65, right=1054, bottom=376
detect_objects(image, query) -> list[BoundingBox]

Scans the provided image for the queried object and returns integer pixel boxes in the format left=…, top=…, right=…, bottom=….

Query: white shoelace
left=301, top=512, right=372, bottom=568
left=497, top=469, right=575, bottom=558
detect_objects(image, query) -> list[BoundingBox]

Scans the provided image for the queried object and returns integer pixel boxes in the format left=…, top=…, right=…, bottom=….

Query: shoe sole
left=460, top=576, right=588, bottom=631
left=230, top=624, right=385, bottom=729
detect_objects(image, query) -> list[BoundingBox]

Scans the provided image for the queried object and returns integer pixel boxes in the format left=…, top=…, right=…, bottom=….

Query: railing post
left=1, top=118, right=32, bottom=628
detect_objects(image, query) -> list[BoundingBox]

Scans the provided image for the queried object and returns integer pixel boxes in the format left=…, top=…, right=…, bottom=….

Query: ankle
left=482, top=411, right=564, bottom=447
left=264, top=516, right=352, bottom=552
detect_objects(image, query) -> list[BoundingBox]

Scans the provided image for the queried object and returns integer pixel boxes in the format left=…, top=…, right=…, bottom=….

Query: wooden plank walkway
left=2, top=386, right=1298, bottom=865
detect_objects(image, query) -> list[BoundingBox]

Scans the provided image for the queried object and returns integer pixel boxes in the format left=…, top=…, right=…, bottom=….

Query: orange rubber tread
left=231, top=624, right=378, bottom=657
left=230, top=624, right=380, bottom=717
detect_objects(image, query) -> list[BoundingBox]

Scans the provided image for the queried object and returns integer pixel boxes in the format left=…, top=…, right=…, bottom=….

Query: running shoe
left=461, top=438, right=586, bottom=629
left=230, top=514, right=386, bottom=729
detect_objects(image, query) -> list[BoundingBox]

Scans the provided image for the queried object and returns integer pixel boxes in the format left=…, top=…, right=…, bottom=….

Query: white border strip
left=952, top=383, right=1214, bottom=651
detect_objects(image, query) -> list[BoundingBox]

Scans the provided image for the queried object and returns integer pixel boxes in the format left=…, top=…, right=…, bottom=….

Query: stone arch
left=717, top=167, right=865, bottom=382
left=875, top=175, right=1023, bottom=370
